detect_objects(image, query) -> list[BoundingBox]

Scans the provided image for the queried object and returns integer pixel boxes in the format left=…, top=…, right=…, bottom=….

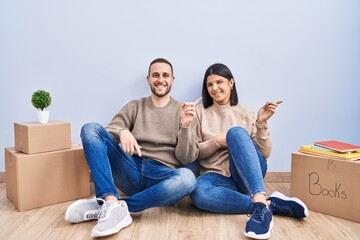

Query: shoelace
left=96, top=200, right=126, bottom=220
left=250, top=204, right=266, bottom=221
left=97, top=200, right=110, bottom=220
left=271, top=203, right=290, bottom=216
left=85, top=198, right=106, bottom=220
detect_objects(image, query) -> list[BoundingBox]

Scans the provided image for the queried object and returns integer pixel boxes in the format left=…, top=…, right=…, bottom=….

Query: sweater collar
left=145, top=96, right=175, bottom=109
left=211, top=101, right=231, bottom=112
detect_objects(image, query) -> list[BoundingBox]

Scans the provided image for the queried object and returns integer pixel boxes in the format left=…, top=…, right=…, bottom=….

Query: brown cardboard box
left=291, top=152, right=360, bottom=223
left=14, top=121, right=71, bottom=154
left=5, top=144, right=90, bottom=211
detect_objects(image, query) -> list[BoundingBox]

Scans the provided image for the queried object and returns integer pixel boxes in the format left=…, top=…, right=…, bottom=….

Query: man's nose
left=158, top=75, right=165, bottom=82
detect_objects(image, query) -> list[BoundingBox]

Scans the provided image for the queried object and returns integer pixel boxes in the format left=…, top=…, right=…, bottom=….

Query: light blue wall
left=1, top=0, right=359, bottom=172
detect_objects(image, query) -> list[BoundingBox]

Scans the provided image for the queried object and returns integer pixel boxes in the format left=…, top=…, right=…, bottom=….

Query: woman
left=190, top=63, right=308, bottom=239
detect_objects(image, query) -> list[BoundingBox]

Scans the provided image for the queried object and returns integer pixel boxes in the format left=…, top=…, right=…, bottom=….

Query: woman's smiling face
left=206, top=74, right=234, bottom=105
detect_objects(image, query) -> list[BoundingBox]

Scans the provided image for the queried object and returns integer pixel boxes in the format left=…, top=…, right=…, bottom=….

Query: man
left=65, top=58, right=200, bottom=237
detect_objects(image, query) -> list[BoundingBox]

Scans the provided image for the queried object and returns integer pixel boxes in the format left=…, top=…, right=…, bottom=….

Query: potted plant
left=31, top=90, right=52, bottom=124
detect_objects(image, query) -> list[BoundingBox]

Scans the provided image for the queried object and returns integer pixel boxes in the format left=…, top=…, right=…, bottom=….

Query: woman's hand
left=257, top=100, right=283, bottom=124
left=215, top=135, right=227, bottom=147
left=180, top=97, right=202, bottom=127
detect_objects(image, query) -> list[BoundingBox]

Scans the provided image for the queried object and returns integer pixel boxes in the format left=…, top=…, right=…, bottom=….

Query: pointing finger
left=193, top=97, right=202, bottom=106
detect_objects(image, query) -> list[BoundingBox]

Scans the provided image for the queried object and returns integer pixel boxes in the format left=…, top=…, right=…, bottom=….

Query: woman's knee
left=227, top=126, right=247, bottom=138
left=190, top=179, right=212, bottom=208
left=226, top=126, right=249, bottom=143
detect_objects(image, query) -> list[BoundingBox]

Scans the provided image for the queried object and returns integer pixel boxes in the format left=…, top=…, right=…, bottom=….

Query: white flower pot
left=37, top=110, right=50, bottom=124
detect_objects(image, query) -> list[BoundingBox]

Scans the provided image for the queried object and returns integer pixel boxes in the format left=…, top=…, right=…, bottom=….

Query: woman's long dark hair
left=202, top=63, right=238, bottom=108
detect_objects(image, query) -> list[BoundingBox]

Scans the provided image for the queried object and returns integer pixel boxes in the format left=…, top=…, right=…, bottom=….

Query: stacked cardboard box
left=291, top=152, right=360, bottom=223
left=5, top=121, right=90, bottom=211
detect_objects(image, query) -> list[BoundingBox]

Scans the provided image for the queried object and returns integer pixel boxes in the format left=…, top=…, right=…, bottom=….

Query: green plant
left=31, top=90, right=52, bottom=111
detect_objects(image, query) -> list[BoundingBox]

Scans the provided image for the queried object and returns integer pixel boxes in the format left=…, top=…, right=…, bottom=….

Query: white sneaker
left=64, top=197, right=103, bottom=223
left=90, top=200, right=133, bottom=238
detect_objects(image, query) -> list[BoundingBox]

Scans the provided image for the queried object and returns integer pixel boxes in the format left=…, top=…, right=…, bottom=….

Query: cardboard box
left=14, top=121, right=71, bottom=154
left=5, top=144, right=90, bottom=211
left=291, top=152, right=360, bottom=223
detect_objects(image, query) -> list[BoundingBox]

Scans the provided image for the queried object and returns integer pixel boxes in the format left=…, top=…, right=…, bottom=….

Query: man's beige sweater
left=195, top=102, right=272, bottom=177
left=106, top=96, right=198, bottom=168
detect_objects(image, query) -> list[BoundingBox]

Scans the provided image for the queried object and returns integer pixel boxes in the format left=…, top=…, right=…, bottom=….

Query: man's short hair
left=148, top=58, right=174, bottom=76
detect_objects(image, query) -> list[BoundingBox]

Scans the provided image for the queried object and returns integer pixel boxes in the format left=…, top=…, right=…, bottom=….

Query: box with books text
left=291, top=152, right=360, bottom=223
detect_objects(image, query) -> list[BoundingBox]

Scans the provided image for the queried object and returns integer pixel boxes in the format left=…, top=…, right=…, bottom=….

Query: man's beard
left=150, top=84, right=172, bottom=97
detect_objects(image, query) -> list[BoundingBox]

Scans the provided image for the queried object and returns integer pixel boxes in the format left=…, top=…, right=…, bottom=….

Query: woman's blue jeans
left=190, top=126, right=267, bottom=214
left=80, top=122, right=196, bottom=212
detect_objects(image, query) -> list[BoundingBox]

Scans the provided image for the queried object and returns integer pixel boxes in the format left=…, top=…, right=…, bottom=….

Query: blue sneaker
left=268, top=191, right=309, bottom=219
left=244, top=202, right=274, bottom=239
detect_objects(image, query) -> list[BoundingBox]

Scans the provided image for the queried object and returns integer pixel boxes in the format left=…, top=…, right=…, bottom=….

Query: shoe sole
left=90, top=212, right=133, bottom=237
left=64, top=198, right=97, bottom=223
left=244, top=219, right=274, bottom=239
left=270, top=191, right=309, bottom=217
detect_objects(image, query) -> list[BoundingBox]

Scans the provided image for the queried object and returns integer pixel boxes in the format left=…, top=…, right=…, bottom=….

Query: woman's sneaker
left=64, top=197, right=104, bottom=223
left=268, top=191, right=309, bottom=219
left=244, top=202, right=274, bottom=239
left=90, top=200, right=133, bottom=238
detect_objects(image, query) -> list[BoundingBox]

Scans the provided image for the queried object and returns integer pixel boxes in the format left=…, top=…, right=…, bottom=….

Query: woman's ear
left=230, top=78, right=234, bottom=89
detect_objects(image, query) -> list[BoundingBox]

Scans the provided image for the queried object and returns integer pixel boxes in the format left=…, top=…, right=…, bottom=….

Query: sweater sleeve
left=197, top=138, right=221, bottom=160
left=250, top=114, right=272, bottom=159
left=195, top=112, right=221, bottom=160
left=105, top=101, right=135, bottom=142
left=175, top=121, right=199, bottom=165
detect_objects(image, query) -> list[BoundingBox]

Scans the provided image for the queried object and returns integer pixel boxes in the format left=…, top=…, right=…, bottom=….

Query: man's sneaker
left=90, top=200, right=133, bottom=238
left=64, top=197, right=103, bottom=223
left=268, top=191, right=309, bottom=219
left=244, top=202, right=274, bottom=239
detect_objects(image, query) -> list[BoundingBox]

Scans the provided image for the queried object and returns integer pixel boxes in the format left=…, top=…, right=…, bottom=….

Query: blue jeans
left=190, top=126, right=267, bottom=214
left=80, top=123, right=196, bottom=212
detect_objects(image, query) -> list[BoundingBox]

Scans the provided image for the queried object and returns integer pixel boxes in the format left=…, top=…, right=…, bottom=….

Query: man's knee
left=81, top=122, right=102, bottom=138
left=176, top=168, right=197, bottom=193
left=181, top=168, right=196, bottom=191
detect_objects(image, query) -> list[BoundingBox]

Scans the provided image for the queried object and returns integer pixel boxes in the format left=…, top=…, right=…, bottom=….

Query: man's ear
left=146, top=76, right=150, bottom=85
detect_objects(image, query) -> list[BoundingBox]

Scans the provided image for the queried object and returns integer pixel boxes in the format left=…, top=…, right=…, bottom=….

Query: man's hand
left=119, top=129, right=142, bottom=156
left=180, top=97, right=202, bottom=127
left=256, top=100, right=283, bottom=124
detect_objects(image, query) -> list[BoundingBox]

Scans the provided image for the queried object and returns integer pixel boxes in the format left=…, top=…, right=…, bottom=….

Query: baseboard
left=0, top=171, right=290, bottom=184
left=0, top=172, right=5, bottom=183
left=264, top=172, right=290, bottom=183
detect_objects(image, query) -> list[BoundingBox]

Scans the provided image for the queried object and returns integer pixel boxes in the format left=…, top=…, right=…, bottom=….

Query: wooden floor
left=1, top=182, right=360, bottom=240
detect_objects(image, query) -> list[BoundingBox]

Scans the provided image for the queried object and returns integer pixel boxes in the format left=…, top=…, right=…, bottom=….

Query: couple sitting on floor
left=64, top=58, right=308, bottom=239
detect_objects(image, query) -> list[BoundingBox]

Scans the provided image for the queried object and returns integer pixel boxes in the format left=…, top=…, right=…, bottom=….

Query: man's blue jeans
left=80, top=122, right=196, bottom=212
left=190, top=126, right=267, bottom=214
